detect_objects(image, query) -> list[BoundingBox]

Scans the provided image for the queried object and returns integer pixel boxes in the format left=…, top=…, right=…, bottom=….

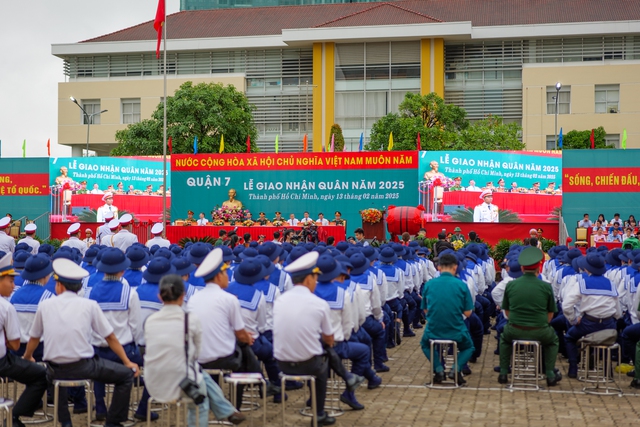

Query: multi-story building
left=52, top=0, right=640, bottom=155
left=181, top=0, right=384, bottom=11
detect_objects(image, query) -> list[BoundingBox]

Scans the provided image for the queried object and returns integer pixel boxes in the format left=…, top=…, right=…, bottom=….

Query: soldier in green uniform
left=450, top=227, right=466, bottom=243
left=498, top=247, right=562, bottom=386
left=420, top=253, right=474, bottom=385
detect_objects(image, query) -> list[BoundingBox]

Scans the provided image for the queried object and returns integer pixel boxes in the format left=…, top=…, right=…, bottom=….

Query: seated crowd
left=178, top=210, right=346, bottom=227
left=77, top=181, right=169, bottom=196
left=447, top=178, right=561, bottom=195
left=578, top=213, right=639, bottom=246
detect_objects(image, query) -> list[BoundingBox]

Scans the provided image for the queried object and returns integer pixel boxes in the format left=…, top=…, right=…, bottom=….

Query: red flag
left=167, top=136, right=172, bottom=154
left=246, top=135, right=251, bottom=153
left=47, top=138, right=50, bottom=156
left=417, top=133, right=421, bottom=151
left=590, top=129, right=595, bottom=149
left=302, top=134, right=308, bottom=152
left=154, top=0, right=165, bottom=59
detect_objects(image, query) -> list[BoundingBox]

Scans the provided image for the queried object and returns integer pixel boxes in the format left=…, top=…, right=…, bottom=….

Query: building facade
left=52, top=0, right=640, bottom=155
left=181, top=0, right=384, bottom=10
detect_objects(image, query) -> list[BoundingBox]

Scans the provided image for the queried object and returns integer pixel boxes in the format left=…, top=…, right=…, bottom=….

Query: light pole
left=70, top=97, right=107, bottom=157
left=554, top=82, right=562, bottom=150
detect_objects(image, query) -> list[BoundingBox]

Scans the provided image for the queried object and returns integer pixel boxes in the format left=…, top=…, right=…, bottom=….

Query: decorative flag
left=388, top=132, right=394, bottom=151
left=558, top=128, right=563, bottom=149
left=417, top=132, right=421, bottom=151
left=153, top=0, right=165, bottom=59
left=302, top=134, right=308, bottom=152
left=622, top=129, right=627, bottom=149
left=219, top=135, right=225, bottom=154
left=358, top=133, right=363, bottom=152
left=193, top=136, right=198, bottom=154
left=167, top=136, right=173, bottom=154
left=275, top=135, right=279, bottom=154
left=246, top=135, right=251, bottom=153
left=47, top=138, right=51, bottom=156
left=330, top=134, right=335, bottom=152
left=590, top=128, right=595, bottom=149
left=22, top=139, right=26, bottom=158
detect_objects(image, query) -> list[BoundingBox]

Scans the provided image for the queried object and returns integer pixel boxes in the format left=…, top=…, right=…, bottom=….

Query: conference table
left=71, top=194, right=171, bottom=222
left=166, top=225, right=346, bottom=244
left=442, top=191, right=561, bottom=215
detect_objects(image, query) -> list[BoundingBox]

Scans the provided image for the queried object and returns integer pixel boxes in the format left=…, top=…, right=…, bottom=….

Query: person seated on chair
left=593, top=228, right=606, bottom=243
left=498, top=247, right=562, bottom=387
left=607, top=229, right=623, bottom=243
left=610, top=213, right=622, bottom=228
left=578, top=214, right=593, bottom=229
left=420, top=253, right=474, bottom=385
left=562, top=253, right=622, bottom=378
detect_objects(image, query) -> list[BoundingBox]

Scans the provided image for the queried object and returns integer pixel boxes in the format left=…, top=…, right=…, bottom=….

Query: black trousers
left=47, top=356, right=133, bottom=425
left=278, top=356, right=328, bottom=416
left=0, top=353, right=48, bottom=419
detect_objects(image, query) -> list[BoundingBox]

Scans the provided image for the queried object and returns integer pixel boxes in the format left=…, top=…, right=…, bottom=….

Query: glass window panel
left=391, top=66, right=420, bottom=79
left=366, top=42, right=390, bottom=65
left=366, top=66, right=389, bottom=80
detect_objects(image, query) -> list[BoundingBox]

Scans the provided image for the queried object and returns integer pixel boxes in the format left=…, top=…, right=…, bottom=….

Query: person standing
left=498, top=247, right=562, bottom=386
left=145, top=223, right=170, bottom=249
left=473, top=190, right=499, bottom=223
left=96, top=211, right=115, bottom=244
left=83, top=229, right=96, bottom=247
left=96, top=192, right=118, bottom=223
left=113, top=214, right=138, bottom=253
left=100, top=220, right=121, bottom=247
left=18, top=224, right=40, bottom=255
left=0, top=217, right=16, bottom=254
left=420, top=253, right=474, bottom=385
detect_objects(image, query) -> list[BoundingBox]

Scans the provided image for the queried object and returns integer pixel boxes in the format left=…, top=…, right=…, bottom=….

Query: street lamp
left=70, top=96, right=107, bottom=157
left=554, top=82, right=562, bottom=150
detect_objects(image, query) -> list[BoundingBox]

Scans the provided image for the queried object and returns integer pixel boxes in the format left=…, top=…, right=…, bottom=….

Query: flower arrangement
left=360, top=208, right=384, bottom=224
left=272, top=220, right=284, bottom=227
left=517, top=187, right=529, bottom=193
left=421, top=177, right=456, bottom=191
left=60, top=180, right=81, bottom=192
left=452, top=240, right=465, bottom=251
left=212, top=219, right=225, bottom=226
left=211, top=206, right=250, bottom=222
left=243, top=219, right=255, bottom=227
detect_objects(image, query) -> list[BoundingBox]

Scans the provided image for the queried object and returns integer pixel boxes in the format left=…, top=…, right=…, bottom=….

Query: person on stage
left=473, top=190, right=499, bottom=223
left=96, top=192, right=119, bottom=223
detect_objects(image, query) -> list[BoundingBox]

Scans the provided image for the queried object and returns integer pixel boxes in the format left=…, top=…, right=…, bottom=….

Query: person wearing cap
left=188, top=249, right=258, bottom=409
left=498, top=247, right=562, bottom=386
left=60, top=223, right=88, bottom=256
left=96, top=211, right=115, bottom=244
left=185, top=210, right=196, bottom=225
left=274, top=252, right=336, bottom=426
left=529, top=182, right=541, bottom=193
left=272, top=211, right=284, bottom=224
left=420, top=253, right=474, bottom=385
left=377, top=247, right=406, bottom=347
left=96, top=192, right=119, bottom=223
left=17, top=224, right=40, bottom=255
left=170, top=258, right=197, bottom=303
left=146, top=223, right=170, bottom=249
left=122, top=246, right=148, bottom=289
left=473, top=190, right=498, bottom=223
left=137, top=258, right=177, bottom=347
left=87, top=247, right=151, bottom=421
left=0, top=253, right=49, bottom=427
left=113, top=214, right=138, bottom=253
left=450, top=227, right=466, bottom=244
left=0, top=217, right=15, bottom=254
left=100, top=219, right=120, bottom=247
left=562, top=253, right=622, bottom=378
left=24, top=258, right=139, bottom=427
left=83, top=229, right=96, bottom=246
left=260, top=242, right=293, bottom=293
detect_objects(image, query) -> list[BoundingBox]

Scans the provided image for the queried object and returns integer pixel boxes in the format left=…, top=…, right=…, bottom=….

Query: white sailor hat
left=52, top=258, right=89, bottom=285
left=479, top=189, right=493, bottom=200
left=151, top=223, right=163, bottom=235
left=24, top=224, right=37, bottom=234
left=0, top=217, right=10, bottom=230
left=108, top=219, right=121, bottom=231
left=194, top=248, right=228, bottom=281
left=0, top=253, right=19, bottom=276
left=119, top=213, right=133, bottom=226
left=67, top=223, right=81, bottom=235
left=102, top=191, right=114, bottom=202
left=284, top=251, right=320, bottom=277
left=104, top=211, right=115, bottom=221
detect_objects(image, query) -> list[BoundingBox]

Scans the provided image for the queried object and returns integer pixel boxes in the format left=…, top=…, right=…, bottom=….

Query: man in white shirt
left=0, top=217, right=15, bottom=254
left=146, top=223, right=171, bottom=249
left=197, top=212, right=209, bottom=226
left=113, top=214, right=139, bottom=253
left=17, top=224, right=40, bottom=255
left=90, top=184, right=104, bottom=195
left=96, top=192, right=118, bottom=223
left=299, top=212, right=314, bottom=225
left=607, top=229, right=623, bottom=243
left=60, top=223, right=88, bottom=255
left=473, top=190, right=499, bottom=223
left=274, top=252, right=335, bottom=426
left=466, top=180, right=481, bottom=192
left=578, top=214, right=593, bottom=229
left=610, top=213, right=622, bottom=227
left=287, top=214, right=299, bottom=226
left=316, top=213, right=329, bottom=226
left=100, top=219, right=120, bottom=247
left=96, top=212, right=114, bottom=244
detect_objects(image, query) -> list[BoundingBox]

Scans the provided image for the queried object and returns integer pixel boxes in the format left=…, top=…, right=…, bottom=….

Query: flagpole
left=161, top=2, right=168, bottom=238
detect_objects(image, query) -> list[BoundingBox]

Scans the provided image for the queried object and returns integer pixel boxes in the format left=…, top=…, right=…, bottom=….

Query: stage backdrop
left=171, top=152, right=418, bottom=236
left=49, top=156, right=171, bottom=192
left=562, top=149, right=640, bottom=238
left=419, top=151, right=562, bottom=191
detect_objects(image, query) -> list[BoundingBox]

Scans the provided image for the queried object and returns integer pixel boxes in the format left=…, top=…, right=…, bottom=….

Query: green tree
left=329, top=124, right=345, bottom=152
left=559, top=126, right=613, bottom=150
left=365, top=92, right=524, bottom=151
left=112, top=81, right=258, bottom=156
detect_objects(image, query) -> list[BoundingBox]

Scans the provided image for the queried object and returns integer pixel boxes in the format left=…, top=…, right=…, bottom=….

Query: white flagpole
left=161, top=2, right=168, bottom=237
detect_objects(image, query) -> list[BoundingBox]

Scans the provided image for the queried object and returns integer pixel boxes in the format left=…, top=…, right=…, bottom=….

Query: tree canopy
left=111, top=81, right=258, bottom=156
left=365, top=92, right=525, bottom=152
left=558, top=126, right=614, bottom=150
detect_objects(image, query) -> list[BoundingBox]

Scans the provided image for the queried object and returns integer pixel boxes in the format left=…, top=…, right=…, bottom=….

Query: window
left=546, top=135, right=557, bottom=150
left=121, top=99, right=141, bottom=124
left=595, top=84, right=620, bottom=113
left=546, top=86, right=571, bottom=114
left=605, top=134, right=620, bottom=149
left=81, top=100, right=101, bottom=124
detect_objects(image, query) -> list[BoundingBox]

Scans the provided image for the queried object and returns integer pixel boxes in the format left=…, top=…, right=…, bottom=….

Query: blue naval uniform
left=10, top=281, right=55, bottom=360
left=350, top=272, right=386, bottom=370
left=620, top=270, right=640, bottom=364
left=123, top=269, right=143, bottom=288
left=188, top=270, right=206, bottom=291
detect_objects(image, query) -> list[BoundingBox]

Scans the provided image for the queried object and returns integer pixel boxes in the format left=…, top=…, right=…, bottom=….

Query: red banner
left=172, top=151, right=417, bottom=172
left=562, top=167, right=640, bottom=193
left=0, top=173, right=49, bottom=196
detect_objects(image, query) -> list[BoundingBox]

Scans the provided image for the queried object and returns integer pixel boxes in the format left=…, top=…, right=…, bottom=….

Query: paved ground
left=25, top=331, right=640, bottom=427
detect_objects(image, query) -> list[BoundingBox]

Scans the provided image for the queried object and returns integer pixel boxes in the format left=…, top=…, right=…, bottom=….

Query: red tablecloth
left=443, top=192, right=561, bottom=215
left=50, top=222, right=152, bottom=242
left=595, top=242, right=623, bottom=250
left=71, top=194, right=171, bottom=221
left=166, top=225, right=345, bottom=244
left=421, top=222, right=559, bottom=247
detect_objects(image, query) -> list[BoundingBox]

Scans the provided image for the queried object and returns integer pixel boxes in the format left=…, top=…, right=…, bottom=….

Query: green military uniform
left=499, top=247, right=558, bottom=380
left=420, top=272, right=475, bottom=373
left=450, top=227, right=466, bottom=243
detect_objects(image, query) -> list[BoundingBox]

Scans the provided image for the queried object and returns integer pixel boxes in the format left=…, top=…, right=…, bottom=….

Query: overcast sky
left=0, top=0, right=179, bottom=158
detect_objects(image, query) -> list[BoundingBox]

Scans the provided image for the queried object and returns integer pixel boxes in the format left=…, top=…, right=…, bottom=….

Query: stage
left=441, top=191, right=561, bottom=216
left=69, top=194, right=171, bottom=222
left=420, top=222, right=559, bottom=247
left=166, top=225, right=346, bottom=244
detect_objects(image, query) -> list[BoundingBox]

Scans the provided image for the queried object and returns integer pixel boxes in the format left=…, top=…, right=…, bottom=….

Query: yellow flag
left=219, top=135, right=224, bottom=153
left=388, top=132, right=394, bottom=151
